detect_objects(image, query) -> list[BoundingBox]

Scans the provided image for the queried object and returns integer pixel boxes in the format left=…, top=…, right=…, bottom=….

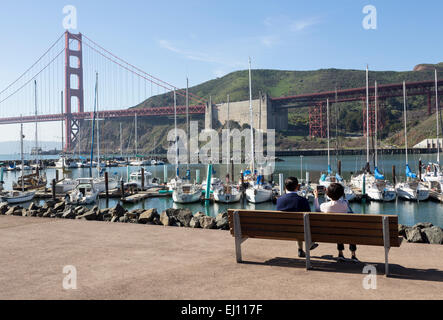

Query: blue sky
left=0, top=0, right=442, bottom=142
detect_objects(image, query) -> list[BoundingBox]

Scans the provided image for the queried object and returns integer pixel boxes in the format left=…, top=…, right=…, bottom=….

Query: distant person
left=314, top=183, right=358, bottom=262
left=276, top=177, right=318, bottom=258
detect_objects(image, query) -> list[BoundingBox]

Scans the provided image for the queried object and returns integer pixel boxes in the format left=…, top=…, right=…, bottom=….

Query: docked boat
left=125, top=170, right=159, bottom=189
left=1, top=190, right=35, bottom=204
left=172, top=183, right=201, bottom=203
left=55, top=156, right=77, bottom=169
left=55, top=178, right=79, bottom=194
left=67, top=178, right=99, bottom=205
left=395, top=81, right=430, bottom=201
left=13, top=172, right=47, bottom=191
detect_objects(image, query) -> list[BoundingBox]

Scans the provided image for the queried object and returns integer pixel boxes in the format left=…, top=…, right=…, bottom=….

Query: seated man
left=276, top=177, right=318, bottom=258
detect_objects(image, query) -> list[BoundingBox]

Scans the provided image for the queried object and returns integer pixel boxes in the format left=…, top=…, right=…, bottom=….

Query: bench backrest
left=228, top=209, right=401, bottom=247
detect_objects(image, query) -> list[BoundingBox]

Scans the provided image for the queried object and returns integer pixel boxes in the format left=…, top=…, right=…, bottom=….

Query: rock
left=177, top=209, right=193, bottom=227
left=119, top=215, right=129, bottom=223
left=152, top=216, right=161, bottom=225
left=110, top=215, right=119, bottom=223
left=405, top=227, right=424, bottom=243
left=5, top=206, right=16, bottom=216
left=28, top=210, right=37, bottom=217
left=28, top=202, right=38, bottom=211
left=413, top=222, right=433, bottom=229
left=99, top=209, right=111, bottom=221
left=54, top=201, right=66, bottom=212
left=160, top=211, right=172, bottom=226
left=422, top=226, right=443, bottom=244
left=110, top=203, right=126, bottom=218
left=398, top=224, right=407, bottom=238
left=42, top=208, right=54, bottom=218
left=215, top=212, right=229, bottom=230
left=200, top=216, right=216, bottom=229
left=0, top=202, right=9, bottom=215
left=189, top=216, right=200, bottom=228
left=44, top=200, right=56, bottom=208
left=138, top=208, right=159, bottom=224
left=21, top=209, right=29, bottom=217
left=76, top=208, right=97, bottom=221
left=126, top=209, right=142, bottom=220
left=62, top=208, right=76, bottom=219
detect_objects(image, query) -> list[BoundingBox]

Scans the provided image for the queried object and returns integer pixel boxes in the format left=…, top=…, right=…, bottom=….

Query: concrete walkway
left=0, top=215, right=442, bottom=300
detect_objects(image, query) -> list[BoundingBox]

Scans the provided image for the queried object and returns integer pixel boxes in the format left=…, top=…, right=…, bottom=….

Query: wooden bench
left=228, top=209, right=403, bottom=276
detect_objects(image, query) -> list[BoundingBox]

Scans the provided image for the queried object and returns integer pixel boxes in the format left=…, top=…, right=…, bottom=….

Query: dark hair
left=285, top=177, right=299, bottom=192
left=327, top=183, right=345, bottom=201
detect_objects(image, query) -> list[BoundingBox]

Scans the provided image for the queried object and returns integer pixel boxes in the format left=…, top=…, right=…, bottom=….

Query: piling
left=141, top=168, right=145, bottom=190
left=306, top=172, right=310, bottom=184
left=231, top=160, right=234, bottom=185
left=196, top=169, right=200, bottom=184
left=36, top=166, right=39, bottom=178
left=105, top=171, right=109, bottom=199
left=120, top=180, right=125, bottom=199
left=392, top=165, right=396, bottom=185
left=55, top=169, right=59, bottom=182
left=419, top=159, right=422, bottom=181
left=279, top=173, right=284, bottom=196
left=163, top=165, right=168, bottom=184
left=51, top=179, right=56, bottom=201
left=338, top=160, right=342, bottom=176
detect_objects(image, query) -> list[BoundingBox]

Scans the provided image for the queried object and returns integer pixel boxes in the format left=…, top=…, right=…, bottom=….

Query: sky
left=0, top=0, right=442, bottom=143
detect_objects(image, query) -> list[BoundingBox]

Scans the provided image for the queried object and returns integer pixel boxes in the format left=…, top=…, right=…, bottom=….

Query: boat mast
left=248, top=57, right=255, bottom=174
left=327, top=98, right=330, bottom=170
left=435, top=69, right=440, bottom=165
left=174, top=90, right=178, bottom=177
left=403, top=81, right=409, bottom=167
left=186, top=78, right=189, bottom=170
left=89, top=73, right=98, bottom=178
left=34, top=80, right=38, bottom=167
left=366, top=65, right=370, bottom=171
left=375, top=81, right=378, bottom=168
left=20, top=115, right=24, bottom=192
left=227, top=94, right=230, bottom=176
left=120, top=122, right=123, bottom=157
left=61, top=91, right=64, bottom=153
left=135, top=112, right=138, bottom=157
left=96, top=73, right=100, bottom=176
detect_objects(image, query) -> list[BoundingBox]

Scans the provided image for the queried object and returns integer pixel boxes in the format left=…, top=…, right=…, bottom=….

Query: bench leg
left=382, top=216, right=391, bottom=277
left=233, top=211, right=243, bottom=263
left=303, top=214, right=312, bottom=270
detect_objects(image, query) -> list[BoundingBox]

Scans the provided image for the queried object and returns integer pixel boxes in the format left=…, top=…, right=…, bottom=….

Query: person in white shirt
left=314, top=183, right=358, bottom=262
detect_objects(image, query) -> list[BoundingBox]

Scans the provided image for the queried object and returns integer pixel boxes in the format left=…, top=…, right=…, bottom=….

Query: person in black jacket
left=276, top=177, right=318, bottom=257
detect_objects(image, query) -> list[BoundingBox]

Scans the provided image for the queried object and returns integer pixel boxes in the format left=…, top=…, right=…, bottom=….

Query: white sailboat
left=214, top=94, right=241, bottom=203
left=366, top=81, right=397, bottom=202
left=2, top=118, right=35, bottom=204
left=171, top=89, right=201, bottom=203
left=319, top=99, right=356, bottom=201
left=422, top=70, right=443, bottom=193
left=91, top=73, right=118, bottom=193
left=395, top=81, right=430, bottom=201
left=245, top=58, right=273, bottom=204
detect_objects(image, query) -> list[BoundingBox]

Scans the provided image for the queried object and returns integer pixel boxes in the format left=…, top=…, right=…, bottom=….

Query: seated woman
left=313, top=183, right=358, bottom=262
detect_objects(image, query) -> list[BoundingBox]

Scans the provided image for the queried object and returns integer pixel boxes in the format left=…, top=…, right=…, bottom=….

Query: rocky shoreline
left=0, top=200, right=229, bottom=230
left=0, top=200, right=442, bottom=244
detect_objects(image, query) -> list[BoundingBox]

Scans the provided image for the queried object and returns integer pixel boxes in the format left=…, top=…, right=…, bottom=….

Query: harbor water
left=1, top=153, right=442, bottom=228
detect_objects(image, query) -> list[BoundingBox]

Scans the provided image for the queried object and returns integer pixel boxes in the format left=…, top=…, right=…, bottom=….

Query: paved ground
left=0, top=215, right=442, bottom=300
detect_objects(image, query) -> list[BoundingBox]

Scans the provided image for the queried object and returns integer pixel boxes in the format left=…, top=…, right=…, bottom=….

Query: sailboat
left=171, top=89, right=202, bottom=203
left=2, top=118, right=35, bottom=204
left=365, top=81, right=397, bottom=202
left=318, top=99, right=356, bottom=201
left=422, top=69, right=443, bottom=193
left=395, top=81, right=430, bottom=201
left=91, top=73, right=118, bottom=192
left=214, top=94, right=241, bottom=203
left=13, top=81, right=46, bottom=191
left=244, top=58, right=273, bottom=204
